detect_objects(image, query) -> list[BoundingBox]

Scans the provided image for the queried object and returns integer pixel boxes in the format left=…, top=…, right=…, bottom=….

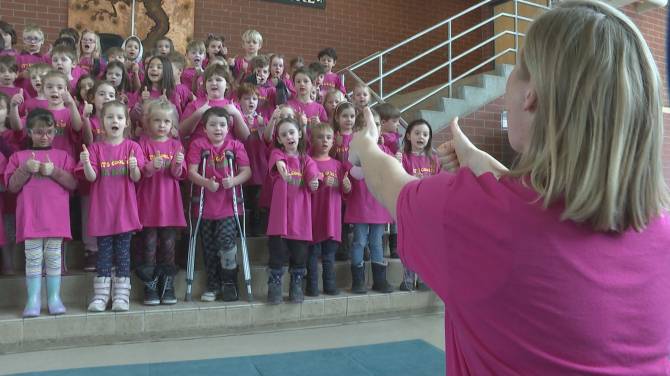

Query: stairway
left=0, top=238, right=442, bottom=354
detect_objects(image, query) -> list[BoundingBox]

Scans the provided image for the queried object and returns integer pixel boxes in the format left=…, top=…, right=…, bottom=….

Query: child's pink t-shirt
left=0, top=86, right=20, bottom=98
left=20, top=97, right=48, bottom=116
left=77, top=56, right=106, bottom=77
left=0, top=153, right=7, bottom=244
left=335, top=132, right=354, bottom=170
left=15, top=52, right=51, bottom=98
left=396, top=168, right=670, bottom=375
left=266, top=148, right=319, bottom=241
left=49, top=107, right=79, bottom=159
left=402, top=152, right=440, bottom=178
left=286, top=99, right=328, bottom=123
left=186, top=136, right=249, bottom=220
left=321, top=72, right=346, bottom=94
left=242, top=113, right=268, bottom=186
left=76, top=139, right=145, bottom=236
left=180, top=67, right=197, bottom=93
left=382, top=131, right=401, bottom=155
left=180, top=97, right=230, bottom=143
left=311, top=157, right=344, bottom=243
left=5, top=149, right=75, bottom=242
left=233, top=56, right=252, bottom=81
left=1, top=129, right=26, bottom=153
left=137, top=137, right=187, bottom=228
left=344, top=144, right=392, bottom=224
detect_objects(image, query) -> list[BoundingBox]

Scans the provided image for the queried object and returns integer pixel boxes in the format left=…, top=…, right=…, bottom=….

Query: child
left=307, top=122, right=351, bottom=296
left=187, top=106, right=251, bottom=302
left=155, top=36, right=174, bottom=57
left=0, top=55, right=20, bottom=97
left=191, top=55, right=228, bottom=100
left=323, top=89, right=345, bottom=122
left=287, top=67, right=328, bottom=134
left=0, top=93, right=16, bottom=276
left=134, top=55, right=188, bottom=129
left=15, top=25, right=51, bottom=98
left=269, top=54, right=292, bottom=102
left=74, top=74, right=95, bottom=110
left=107, top=47, right=141, bottom=93
left=308, top=62, right=326, bottom=103
left=237, top=83, right=267, bottom=235
left=246, top=55, right=277, bottom=119
left=21, top=63, right=51, bottom=113
left=332, top=101, right=356, bottom=261
left=50, top=46, right=83, bottom=92
left=375, top=102, right=402, bottom=258
left=5, top=108, right=77, bottom=317
left=345, top=109, right=393, bottom=294
left=181, top=40, right=206, bottom=93
left=78, top=30, right=105, bottom=77
left=232, top=29, right=262, bottom=82
left=180, top=63, right=246, bottom=142
left=352, top=83, right=371, bottom=112
left=0, top=21, right=17, bottom=57
left=398, top=119, right=439, bottom=291
left=105, top=46, right=125, bottom=64
left=318, top=47, right=346, bottom=94
left=136, top=99, right=186, bottom=305
left=121, top=36, right=144, bottom=93
left=266, top=117, right=320, bottom=304
left=78, top=100, right=145, bottom=312
left=204, top=34, right=227, bottom=68
left=166, top=52, right=193, bottom=111
left=104, top=61, right=137, bottom=110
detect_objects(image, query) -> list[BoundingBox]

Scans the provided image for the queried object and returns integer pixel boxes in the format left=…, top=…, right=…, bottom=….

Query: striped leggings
left=24, top=238, right=63, bottom=277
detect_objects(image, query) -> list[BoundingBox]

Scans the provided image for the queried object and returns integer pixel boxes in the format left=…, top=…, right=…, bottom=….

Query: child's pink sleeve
left=232, top=141, right=250, bottom=167
left=304, top=156, right=320, bottom=183
left=267, top=148, right=284, bottom=177
left=186, top=139, right=204, bottom=166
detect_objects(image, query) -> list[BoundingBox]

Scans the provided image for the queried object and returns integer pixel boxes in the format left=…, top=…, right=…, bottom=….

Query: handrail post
left=448, top=20, right=453, bottom=98
left=379, top=55, right=384, bottom=99
left=514, top=0, right=519, bottom=58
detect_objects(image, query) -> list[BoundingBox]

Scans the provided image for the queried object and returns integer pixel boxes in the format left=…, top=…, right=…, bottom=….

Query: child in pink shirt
left=287, top=68, right=328, bottom=127
left=398, top=119, right=439, bottom=291
left=78, top=100, right=145, bottom=313
left=0, top=21, right=17, bottom=57
left=231, top=29, right=262, bottom=83
left=50, top=46, right=84, bottom=94
left=154, top=37, right=175, bottom=57
left=5, top=108, right=77, bottom=317
left=203, top=34, right=228, bottom=69
left=318, top=48, right=346, bottom=95
left=345, top=110, right=393, bottom=294
left=245, top=55, right=277, bottom=120
left=266, top=117, right=320, bottom=305
left=268, top=54, right=291, bottom=104
left=323, top=89, right=345, bottom=123
left=21, top=63, right=50, bottom=111
left=187, top=106, right=251, bottom=302
left=306, top=122, right=351, bottom=297
left=77, top=30, right=106, bottom=78
left=136, top=99, right=187, bottom=306
left=0, top=56, right=20, bottom=98
left=121, top=36, right=144, bottom=92
left=0, top=93, right=15, bottom=276
left=15, top=25, right=51, bottom=98
left=104, top=61, right=138, bottom=112
left=180, top=40, right=206, bottom=93
left=332, top=101, right=356, bottom=261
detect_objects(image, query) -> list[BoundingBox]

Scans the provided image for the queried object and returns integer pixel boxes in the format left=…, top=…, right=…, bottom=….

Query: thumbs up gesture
left=40, top=154, right=54, bottom=176
left=160, top=89, right=168, bottom=101
left=80, top=144, right=90, bottom=164
left=83, top=101, right=93, bottom=118
left=26, top=152, right=40, bottom=174
left=141, top=86, right=150, bottom=102
left=325, top=174, right=336, bottom=187
left=342, top=171, right=352, bottom=193
left=206, top=177, right=220, bottom=192
left=173, top=147, right=184, bottom=166
left=152, top=149, right=163, bottom=169
left=309, top=178, right=319, bottom=192
left=61, top=90, right=75, bottom=107
left=10, top=89, right=24, bottom=108
left=128, top=150, right=138, bottom=170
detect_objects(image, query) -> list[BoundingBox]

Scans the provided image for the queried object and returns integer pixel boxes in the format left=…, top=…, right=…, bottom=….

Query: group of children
left=0, top=21, right=442, bottom=317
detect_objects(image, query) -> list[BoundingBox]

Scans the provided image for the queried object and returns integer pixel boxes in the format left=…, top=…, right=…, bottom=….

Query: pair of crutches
left=185, top=150, right=253, bottom=302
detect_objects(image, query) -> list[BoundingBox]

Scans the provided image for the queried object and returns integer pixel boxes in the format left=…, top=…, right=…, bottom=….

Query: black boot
left=399, top=267, right=415, bottom=291
left=289, top=268, right=306, bottom=303
left=322, top=247, right=339, bottom=295
left=221, top=267, right=239, bottom=302
left=158, top=265, right=177, bottom=305
left=388, top=233, right=399, bottom=259
left=371, top=262, right=393, bottom=293
left=305, top=248, right=319, bottom=297
left=351, top=263, right=367, bottom=294
left=135, top=264, right=159, bottom=305
left=267, top=268, right=283, bottom=304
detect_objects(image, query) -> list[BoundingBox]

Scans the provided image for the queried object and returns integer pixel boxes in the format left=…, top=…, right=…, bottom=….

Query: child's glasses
left=30, top=128, right=56, bottom=137
left=23, top=36, right=43, bottom=43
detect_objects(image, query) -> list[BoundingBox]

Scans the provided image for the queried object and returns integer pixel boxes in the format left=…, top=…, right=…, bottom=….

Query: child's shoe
left=158, top=265, right=177, bottom=305
left=288, top=268, right=306, bottom=303
left=135, top=264, right=160, bottom=305
left=267, top=268, right=283, bottom=304
left=88, top=276, right=111, bottom=312
left=111, top=276, right=131, bottom=311
left=23, top=276, right=42, bottom=318
left=371, top=262, right=393, bottom=293
left=351, top=263, right=367, bottom=294
left=200, top=290, right=218, bottom=302
left=46, top=275, right=66, bottom=315
left=221, top=267, right=239, bottom=302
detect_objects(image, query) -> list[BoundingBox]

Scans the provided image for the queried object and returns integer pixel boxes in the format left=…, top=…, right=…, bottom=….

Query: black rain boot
left=322, top=247, right=339, bottom=295
left=371, top=262, right=393, bottom=293
left=289, top=268, right=306, bottom=303
left=158, top=265, right=177, bottom=305
left=389, top=233, right=399, bottom=259
left=305, top=249, right=319, bottom=297
left=221, top=267, right=239, bottom=302
left=399, top=267, right=415, bottom=291
left=351, top=263, right=367, bottom=294
left=267, top=268, right=283, bottom=304
left=135, top=264, right=159, bottom=305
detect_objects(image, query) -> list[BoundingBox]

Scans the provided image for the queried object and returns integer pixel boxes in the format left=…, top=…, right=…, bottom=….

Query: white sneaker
left=88, top=276, right=111, bottom=312
left=111, top=277, right=131, bottom=312
left=200, top=291, right=217, bottom=302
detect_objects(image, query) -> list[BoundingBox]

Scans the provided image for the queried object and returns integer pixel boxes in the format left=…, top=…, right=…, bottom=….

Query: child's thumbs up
left=40, top=153, right=54, bottom=176
left=18, top=89, right=23, bottom=97
left=128, top=149, right=138, bottom=170
left=26, top=152, right=39, bottom=174
left=80, top=144, right=90, bottom=164
left=153, top=149, right=163, bottom=169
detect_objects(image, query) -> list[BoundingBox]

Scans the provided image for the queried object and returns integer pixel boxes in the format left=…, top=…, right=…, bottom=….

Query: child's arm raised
left=9, top=90, right=24, bottom=131
left=179, top=101, right=210, bottom=138
left=81, top=101, right=94, bottom=145
left=80, top=144, right=97, bottom=182
left=263, top=107, right=281, bottom=143
left=223, top=104, right=250, bottom=141
left=62, top=91, right=83, bottom=131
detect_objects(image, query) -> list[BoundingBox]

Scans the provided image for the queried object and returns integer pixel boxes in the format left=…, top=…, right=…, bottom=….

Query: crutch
left=185, top=150, right=210, bottom=301
left=225, top=151, right=253, bottom=302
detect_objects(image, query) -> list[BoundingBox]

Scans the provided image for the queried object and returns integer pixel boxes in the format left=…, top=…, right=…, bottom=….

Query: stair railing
left=338, top=0, right=550, bottom=116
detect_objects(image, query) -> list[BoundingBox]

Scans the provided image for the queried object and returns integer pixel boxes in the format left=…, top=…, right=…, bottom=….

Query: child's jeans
left=350, top=223, right=385, bottom=267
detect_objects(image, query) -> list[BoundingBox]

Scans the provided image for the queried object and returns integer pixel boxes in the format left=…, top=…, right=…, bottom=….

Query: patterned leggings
left=141, top=227, right=177, bottom=266
left=24, top=238, right=63, bottom=277
left=200, top=217, right=238, bottom=292
left=97, top=232, right=132, bottom=277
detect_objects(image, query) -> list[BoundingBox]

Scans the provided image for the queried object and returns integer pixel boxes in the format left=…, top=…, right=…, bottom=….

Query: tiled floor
left=0, top=312, right=445, bottom=375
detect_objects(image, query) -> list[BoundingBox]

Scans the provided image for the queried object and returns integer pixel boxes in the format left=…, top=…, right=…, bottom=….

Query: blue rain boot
left=46, top=275, right=66, bottom=315
left=23, top=276, right=42, bottom=318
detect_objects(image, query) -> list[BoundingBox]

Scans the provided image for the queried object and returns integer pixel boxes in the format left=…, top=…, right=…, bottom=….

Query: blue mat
left=13, top=340, right=445, bottom=376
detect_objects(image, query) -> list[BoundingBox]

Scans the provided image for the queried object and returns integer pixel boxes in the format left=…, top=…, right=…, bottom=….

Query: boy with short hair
left=318, top=47, right=346, bottom=94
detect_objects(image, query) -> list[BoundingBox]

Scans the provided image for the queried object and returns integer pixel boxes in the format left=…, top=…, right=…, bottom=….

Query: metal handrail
left=338, top=0, right=550, bottom=116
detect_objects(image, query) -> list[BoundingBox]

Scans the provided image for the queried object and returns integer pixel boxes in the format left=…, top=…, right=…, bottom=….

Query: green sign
left=262, top=0, right=326, bottom=9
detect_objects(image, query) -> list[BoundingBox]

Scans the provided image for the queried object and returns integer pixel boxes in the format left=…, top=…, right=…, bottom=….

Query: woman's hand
left=348, top=106, right=378, bottom=167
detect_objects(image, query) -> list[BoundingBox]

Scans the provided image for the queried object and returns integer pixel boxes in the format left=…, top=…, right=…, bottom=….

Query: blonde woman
left=349, top=1, right=670, bottom=374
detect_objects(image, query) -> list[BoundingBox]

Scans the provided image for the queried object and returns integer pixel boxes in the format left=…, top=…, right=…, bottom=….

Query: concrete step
left=0, top=259, right=411, bottom=310
left=0, top=290, right=444, bottom=354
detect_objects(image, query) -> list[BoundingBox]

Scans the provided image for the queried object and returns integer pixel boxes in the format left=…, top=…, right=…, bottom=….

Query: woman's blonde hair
left=510, top=0, right=669, bottom=232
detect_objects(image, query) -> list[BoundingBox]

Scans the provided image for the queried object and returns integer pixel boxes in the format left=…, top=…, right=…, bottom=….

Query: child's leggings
left=24, top=238, right=63, bottom=277
left=141, top=227, right=177, bottom=266
left=268, top=236, right=307, bottom=270
left=200, top=217, right=238, bottom=292
left=96, top=232, right=132, bottom=277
